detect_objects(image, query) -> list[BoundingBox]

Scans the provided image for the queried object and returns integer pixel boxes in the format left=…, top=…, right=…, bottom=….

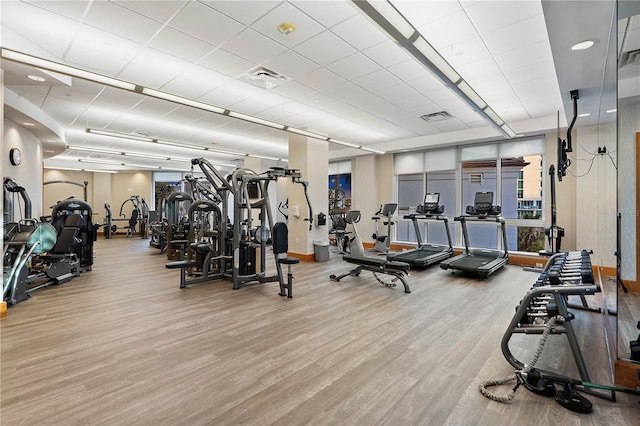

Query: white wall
left=618, top=96, right=639, bottom=280
left=3, top=119, right=43, bottom=219
left=576, top=122, right=617, bottom=267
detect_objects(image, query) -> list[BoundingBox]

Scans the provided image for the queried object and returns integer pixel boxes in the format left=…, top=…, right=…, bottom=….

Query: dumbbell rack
left=501, top=250, right=614, bottom=401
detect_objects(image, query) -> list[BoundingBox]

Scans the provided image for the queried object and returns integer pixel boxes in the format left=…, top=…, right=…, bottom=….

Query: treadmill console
left=465, top=192, right=501, bottom=217
left=417, top=193, right=445, bottom=216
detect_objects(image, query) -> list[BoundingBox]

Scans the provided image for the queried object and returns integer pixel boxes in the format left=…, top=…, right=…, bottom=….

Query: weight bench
left=330, top=255, right=411, bottom=293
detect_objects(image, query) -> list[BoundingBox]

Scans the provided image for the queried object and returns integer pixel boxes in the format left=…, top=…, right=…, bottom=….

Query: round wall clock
left=9, top=148, right=22, bottom=166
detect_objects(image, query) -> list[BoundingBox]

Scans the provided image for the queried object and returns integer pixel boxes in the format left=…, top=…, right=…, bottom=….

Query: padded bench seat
left=166, top=260, right=198, bottom=269
left=343, top=255, right=410, bottom=272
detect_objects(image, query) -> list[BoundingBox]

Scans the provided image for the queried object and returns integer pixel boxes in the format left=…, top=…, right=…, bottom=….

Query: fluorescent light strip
left=351, top=1, right=516, bottom=139
left=44, top=165, right=118, bottom=173
left=142, top=88, right=226, bottom=114
left=78, top=158, right=122, bottom=165
left=68, top=145, right=172, bottom=161
left=86, top=128, right=153, bottom=142
left=228, top=111, right=285, bottom=129
left=328, top=138, right=361, bottom=149
left=1, top=48, right=137, bottom=91
left=287, top=127, right=328, bottom=140
left=5, top=48, right=375, bottom=155
left=413, top=37, right=461, bottom=83
left=368, top=0, right=415, bottom=38
left=359, top=146, right=386, bottom=155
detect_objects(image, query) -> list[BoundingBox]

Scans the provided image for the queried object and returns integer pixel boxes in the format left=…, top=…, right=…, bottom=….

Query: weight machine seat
left=166, top=260, right=198, bottom=269
left=342, top=255, right=410, bottom=272
left=272, top=222, right=299, bottom=298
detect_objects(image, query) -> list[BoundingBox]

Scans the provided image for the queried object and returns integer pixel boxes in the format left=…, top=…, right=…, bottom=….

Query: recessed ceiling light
left=22, top=122, right=35, bottom=126
left=606, top=108, right=617, bottom=113
left=570, top=40, right=595, bottom=51
left=577, top=113, right=591, bottom=117
left=26, top=74, right=46, bottom=82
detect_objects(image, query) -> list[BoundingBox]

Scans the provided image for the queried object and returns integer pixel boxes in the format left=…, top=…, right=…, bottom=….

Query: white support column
left=288, top=132, right=328, bottom=258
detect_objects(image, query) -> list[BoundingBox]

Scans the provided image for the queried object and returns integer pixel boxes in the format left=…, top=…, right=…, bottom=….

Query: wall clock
left=9, top=148, right=21, bottom=166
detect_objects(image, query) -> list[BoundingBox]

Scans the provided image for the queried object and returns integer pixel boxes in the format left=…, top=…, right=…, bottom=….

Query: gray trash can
left=313, top=239, right=330, bottom=262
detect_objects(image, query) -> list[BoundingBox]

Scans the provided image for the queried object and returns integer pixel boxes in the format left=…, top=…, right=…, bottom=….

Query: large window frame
left=394, top=138, right=546, bottom=254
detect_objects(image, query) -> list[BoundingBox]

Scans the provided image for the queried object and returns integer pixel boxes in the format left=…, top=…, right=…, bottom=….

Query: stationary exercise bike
left=371, top=203, right=397, bottom=254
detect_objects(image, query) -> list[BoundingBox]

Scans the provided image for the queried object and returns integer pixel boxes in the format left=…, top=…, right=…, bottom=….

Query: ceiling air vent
left=619, top=49, right=640, bottom=68
left=420, top=111, right=452, bottom=122
left=240, top=66, right=289, bottom=89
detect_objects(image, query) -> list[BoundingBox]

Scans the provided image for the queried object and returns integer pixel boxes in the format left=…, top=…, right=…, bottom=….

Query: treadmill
left=387, top=193, right=453, bottom=268
left=439, top=191, right=509, bottom=277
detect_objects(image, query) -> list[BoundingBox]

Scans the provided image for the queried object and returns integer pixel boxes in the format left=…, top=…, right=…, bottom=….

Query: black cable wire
left=606, top=153, right=617, bottom=170
left=567, top=155, right=596, bottom=178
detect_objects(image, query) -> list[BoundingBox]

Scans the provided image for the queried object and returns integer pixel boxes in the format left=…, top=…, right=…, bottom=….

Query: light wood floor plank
left=2, top=238, right=639, bottom=425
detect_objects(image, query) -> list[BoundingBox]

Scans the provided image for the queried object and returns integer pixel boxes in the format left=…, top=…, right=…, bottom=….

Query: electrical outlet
left=295, top=238, right=299, bottom=244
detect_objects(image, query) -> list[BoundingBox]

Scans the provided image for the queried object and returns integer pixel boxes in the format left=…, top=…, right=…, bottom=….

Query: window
left=502, top=155, right=542, bottom=219
left=396, top=174, right=424, bottom=243
left=394, top=138, right=545, bottom=253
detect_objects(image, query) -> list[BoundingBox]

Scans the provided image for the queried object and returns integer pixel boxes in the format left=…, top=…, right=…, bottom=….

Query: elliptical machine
left=371, top=203, right=397, bottom=254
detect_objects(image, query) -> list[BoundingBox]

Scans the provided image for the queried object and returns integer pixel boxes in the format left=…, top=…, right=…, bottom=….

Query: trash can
left=313, top=239, right=330, bottom=262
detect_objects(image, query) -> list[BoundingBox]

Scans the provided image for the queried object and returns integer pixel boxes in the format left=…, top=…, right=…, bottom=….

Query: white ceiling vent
left=240, top=66, right=289, bottom=90
left=619, top=49, right=640, bottom=69
left=420, top=111, right=452, bottom=122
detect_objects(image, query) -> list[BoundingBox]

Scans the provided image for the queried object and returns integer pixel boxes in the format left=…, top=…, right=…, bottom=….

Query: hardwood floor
left=2, top=238, right=639, bottom=425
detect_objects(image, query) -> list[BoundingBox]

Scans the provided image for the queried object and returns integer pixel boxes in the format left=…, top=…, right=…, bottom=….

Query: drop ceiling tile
left=410, top=72, right=447, bottom=96
left=65, top=44, right=132, bottom=76
left=84, top=1, right=163, bottom=45
left=161, top=65, right=228, bottom=99
left=291, top=0, right=357, bottom=28
left=26, top=0, right=90, bottom=21
left=47, top=79, right=104, bottom=104
left=482, top=15, right=549, bottom=56
left=386, top=60, right=429, bottom=83
left=513, top=76, right=562, bottom=104
left=148, top=27, right=216, bottom=62
left=363, top=40, right=412, bottom=68
left=263, top=50, right=320, bottom=79
left=220, top=28, right=288, bottom=64
left=230, top=94, right=285, bottom=115
left=294, top=31, right=356, bottom=66
left=326, top=53, right=380, bottom=80
left=352, top=69, right=401, bottom=92
left=41, top=98, right=88, bottom=126
left=433, top=95, right=468, bottom=112
left=494, top=40, right=553, bottom=71
left=375, top=83, right=418, bottom=101
left=322, top=81, right=369, bottom=100
left=271, top=81, right=317, bottom=99
left=169, top=1, right=245, bottom=45
left=416, top=9, right=478, bottom=49
left=2, top=3, right=81, bottom=57
left=456, top=59, right=509, bottom=92
left=200, top=80, right=264, bottom=108
left=251, top=2, right=325, bottom=48
left=160, top=106, right=213, bottom=124
left=71, top=25, right=142, bottom=63
left=505, top=60, right=556, bottom=85
left=200, top=48, right=257, bottom=78
left=119, top=48, right=192, bottom=89
left=202, top=0, right=281, bottom=25
left=129, top=97, right=181, bottom=117
left=392, top=0, right=462, bottom=28
left=93, top=87, right=146, bottom=111
left=429, top=118, right=467, bottom=132
left=525, top=100, right=563, bottom=118
left=330, top=13, right=388, bottom=50
left=446, top=107, right=484, bottom=124
left=391, top=94, right=437, bottom=111
left=6, top=85, right=49, bottom=107
left=113, top=0, right=188, bottom=22
left=464, top=0, right=542, bottom=34
left=297, top=68, right=345, bottom=91
left=438, top=37, right=492, bottom=68
left=299, top=91, right=339, bottom=109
